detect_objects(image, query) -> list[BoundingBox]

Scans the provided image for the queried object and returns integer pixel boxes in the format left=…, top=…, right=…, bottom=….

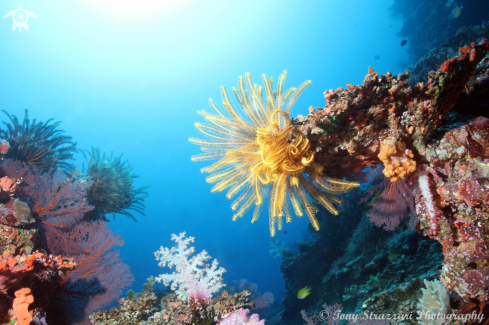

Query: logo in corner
left=319, top=310, right=330, bottom=320
left=3, top=3, right=37, bottom=32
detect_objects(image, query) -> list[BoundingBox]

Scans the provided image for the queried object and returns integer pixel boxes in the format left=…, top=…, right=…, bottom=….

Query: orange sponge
left=378, top=141, right=416, bottom=182
left=12, top=287, right=33, bottom=325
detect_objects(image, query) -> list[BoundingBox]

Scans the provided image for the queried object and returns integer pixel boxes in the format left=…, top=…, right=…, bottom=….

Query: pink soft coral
left=218, top=308, right=264, bottom=325
left=0, top=140, right=9, bottom=155
left=154, top=232, right=226, bottom=305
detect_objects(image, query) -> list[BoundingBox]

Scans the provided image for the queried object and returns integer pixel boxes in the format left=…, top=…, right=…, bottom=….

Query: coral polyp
left=190, top=71, right=359, bottom=236
left=377, top=140, right=416, bottom=182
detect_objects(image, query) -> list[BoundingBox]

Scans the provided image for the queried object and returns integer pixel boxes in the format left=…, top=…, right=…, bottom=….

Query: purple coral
left=24, top=166, right=93, bottom=226
left=154, top=232, right=226, bottom=305
left=368, top=179, right=416, bottom=231
left=218, top=308, right=264, bottom=325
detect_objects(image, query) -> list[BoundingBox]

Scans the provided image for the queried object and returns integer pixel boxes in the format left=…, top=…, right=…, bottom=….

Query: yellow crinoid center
left=189, top=70, right=359, bottom=236
left=378, top=140, right=416, bottom=182
left=255, top=109, right=314, bottom=184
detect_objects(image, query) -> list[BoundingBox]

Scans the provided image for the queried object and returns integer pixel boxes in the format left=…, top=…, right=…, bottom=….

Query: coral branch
left=154, top=232, right=226, bottom=305
left=295, top=40, right=489, bottom=181
left=24, top=167, right=93, bottom=226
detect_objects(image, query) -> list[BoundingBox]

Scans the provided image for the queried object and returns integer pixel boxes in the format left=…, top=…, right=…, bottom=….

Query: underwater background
left=0, top=0, right=409, bottom=298
left=1, top=0, right=489, bottom=324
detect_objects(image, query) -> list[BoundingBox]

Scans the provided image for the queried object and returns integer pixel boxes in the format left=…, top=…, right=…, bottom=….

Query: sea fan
left=190, top=71, right=359, bottom=236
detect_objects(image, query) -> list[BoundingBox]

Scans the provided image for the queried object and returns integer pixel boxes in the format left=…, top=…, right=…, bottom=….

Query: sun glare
left=80, top=0, right=189, bottom=20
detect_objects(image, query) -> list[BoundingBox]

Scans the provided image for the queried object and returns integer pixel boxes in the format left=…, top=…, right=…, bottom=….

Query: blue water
left=0, top=0, right=408, bottom=305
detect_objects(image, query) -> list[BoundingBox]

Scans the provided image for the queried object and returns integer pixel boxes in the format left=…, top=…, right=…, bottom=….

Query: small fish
left=282, top=230, right=288, bottom=234
left=401, top=39, right=408, bottom=46
left=297, top=286, right=312, bottom=299
left=451, top=5, right=463, bottom=18
left=387, top=253, right=398, bottom=260
left=374, top=55, right=380, bottom=60
left=370, top=191, right=382, bottom=203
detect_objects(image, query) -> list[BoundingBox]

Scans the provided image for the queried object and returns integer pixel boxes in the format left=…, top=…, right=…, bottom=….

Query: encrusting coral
left=294, top=39, right=489, bottom=314
left=89, top=285, right=158, bottom=324
left=295, top=40, right=489, bottom=181
left=190, top=71, right=359, bottom=236
left=0, top=146, right=134, bottom=323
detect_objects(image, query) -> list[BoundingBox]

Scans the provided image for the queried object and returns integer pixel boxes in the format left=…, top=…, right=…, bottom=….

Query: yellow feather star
left=189, top=71, right=359, bottom=236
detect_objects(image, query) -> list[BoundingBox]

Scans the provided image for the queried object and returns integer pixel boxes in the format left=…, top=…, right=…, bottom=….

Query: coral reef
left=82, top=147, right=149, bottom=222
left=0, top=250, right=77, bottom=291
left=90, top=285, right=158, bottom=324
left=92, top=234, right=258, bottom=325
left=280, top=38, right=489, bottom=324
left=190, top=71, right=358, bottom=236
left=0, top=155, right=133, bottom=324
left=295, top=41, right=489, bottom=181
left=227, top=279, right=275, bottom=314
left=282, top=208, right=443, bottom=324
left=0, top=224, right=36, bottom=256
left=407, top=21, right=489, bottom=86
left=417, top=117, right=489, bottom=302
left=2, top=10, right=489, bottom=325
left=147, top=290, right=253, bottom=325
left=390, top=0, right=489, bottom=64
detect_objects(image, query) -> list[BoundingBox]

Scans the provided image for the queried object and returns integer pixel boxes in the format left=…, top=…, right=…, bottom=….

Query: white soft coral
left=417, top=279, right=452, bottom=325
left=154, top=232, right=226, bottom=304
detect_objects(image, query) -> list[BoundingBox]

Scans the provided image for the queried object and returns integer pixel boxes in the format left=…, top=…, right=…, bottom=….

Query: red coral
left=24, top=167, right=93, bottom=227
left=46, top=221, right=133, bottom=325
left=0, top=251, right=76, bottom=291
